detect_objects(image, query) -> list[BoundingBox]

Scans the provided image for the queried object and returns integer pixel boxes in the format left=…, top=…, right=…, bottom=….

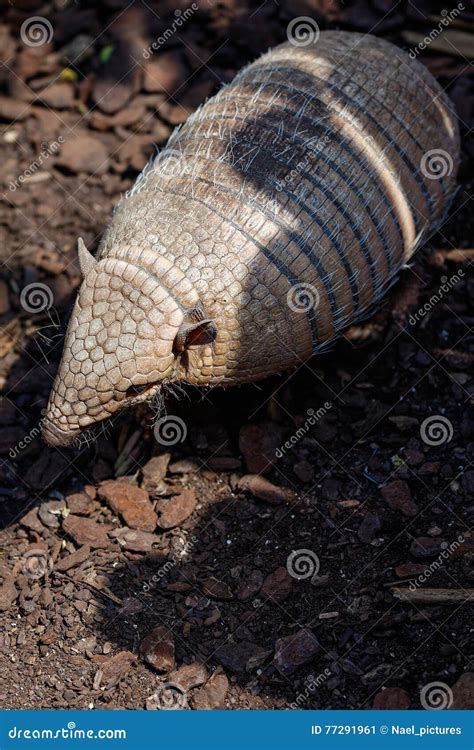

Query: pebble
left=38, top=82, right=74, bottom=109
left=140, top=625, right=176, bottom=672
left=409, top=536, right=446, bottom=559
left=112, top=527, right=160, bottom=553
left=381, top=480, right=419, bottom=516
left=216, top=640, right=270, bottom=673
left=273, top=629, right=320, bottom=676
left=373, top=687, right=411, bottom=709
left=238, top=423, right=281, bottom=475
left=143, top=52, right=187, bottom=93
left=65, top=491, right=96, bottom=515
left=236, top=569, right=263, bottom=601
left=141, top=453, right=170, bottom=493
left=450, top=672, right=474, bottom=709
left=62, top=515, right=112, bottom=550
left=236, top=475, right=291, bottom=505
left=38, top=499, right=65, bottom=529
left=0, top=580, right=17, bottom=612
left=168, top=662, right=208, bottom=692
left=156, top=488, right=197, bottom=529
left=191, top=673, right=229, bottom=710
left=56, top=133, right=110, bottom=174
left=261, top=567, right=293, bottom=604
left=358, top=513, right=382, bottom=543
left=99, top=480, right=157, bottom=532
left=55, top=544, right=91, bottom=573
left=100, top=651, right=136, bottom=689
left=201, top=577, right=233, bottom=601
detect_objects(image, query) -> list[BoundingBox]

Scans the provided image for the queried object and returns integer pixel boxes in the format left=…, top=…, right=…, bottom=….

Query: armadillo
left=42, top=30, right=460, bottom=446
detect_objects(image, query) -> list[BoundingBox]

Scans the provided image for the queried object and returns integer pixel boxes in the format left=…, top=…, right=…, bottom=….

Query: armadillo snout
left=42, top=256, right=185, bottom=442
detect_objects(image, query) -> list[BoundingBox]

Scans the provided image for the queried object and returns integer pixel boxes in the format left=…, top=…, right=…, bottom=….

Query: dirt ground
left=0, top=0, right=473, bottom=711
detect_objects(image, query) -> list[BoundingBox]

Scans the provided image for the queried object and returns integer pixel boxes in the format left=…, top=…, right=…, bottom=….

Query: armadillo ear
left=174, top=318, right=217, bottom=353
left=77, top=237, right=97, bottom=277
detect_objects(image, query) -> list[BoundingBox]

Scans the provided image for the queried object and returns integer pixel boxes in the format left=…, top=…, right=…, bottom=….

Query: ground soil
left=0, top=0, right=473, bottom=711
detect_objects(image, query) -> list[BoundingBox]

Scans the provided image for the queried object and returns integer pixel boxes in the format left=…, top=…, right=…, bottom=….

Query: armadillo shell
left=100, top=31, right=460, bottom=386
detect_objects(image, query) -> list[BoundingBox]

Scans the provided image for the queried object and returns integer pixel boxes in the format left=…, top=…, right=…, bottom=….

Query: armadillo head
left=42, top=240, right=215, bottom=447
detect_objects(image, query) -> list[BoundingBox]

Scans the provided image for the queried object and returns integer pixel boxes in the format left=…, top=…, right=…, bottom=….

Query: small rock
left=358, top=513, right=382, bottom=543
left=141, top=454, right=170, bottom=493
left=294, top=460, right=314, bottom=482
left=191, top=673, right=229, bottom=710
left=381, top=480, right=418, bottom=516
left=144, top=52, right=187, bottom=93
left=39, top=82, right=74, bottom=109
left=237, top=475, right=292, bottom=505
left=450, top=672, right=474, bottom=709
left=239, top=423, right=281, bottom=474
left=66, top=491, right=96, bottom=515
left=410, top=537, right=445, bottom=559
left=156, top=488, right=197, bottom=529
left=236, top=569, right=263, bottom=601
left=55, top=544, right=91, bottom=573
left=168, top=662, right=208, bottom=691
left=112, top=527, right=160, bottom=553
left=100, top=651, right=136, bottom=689
left=373, top=687, right=411, bottom=709
left=361, top=663, right=393, bottom=686
left=99, top=480, right=157, bottom=532
left=0, top=95, right=28, bottom=121
left=62, top=515, right=112, bottom=549
left=261, top=567, right=293, bottom=604
left=56, top=133, right=109, bottom=174
left=168, top=459, right=200, bottom=474
left=38, top=499, right=65, bottom=529
left=19, top=507, right=44, bottom=534
left=140, top=625, right=175, bottom=672
left=207, top=456, right=242, bottom=472
left=201, top=577, right=233, bottom=601
left=0, top=280, right=10, bottom=314
left=216, top=641, right=269, bottom=673
left=395, top=563, right=427, bottom=577
left=273, top=628, right=320, bottom=676
left=0, top=580, right=17, bottom=612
